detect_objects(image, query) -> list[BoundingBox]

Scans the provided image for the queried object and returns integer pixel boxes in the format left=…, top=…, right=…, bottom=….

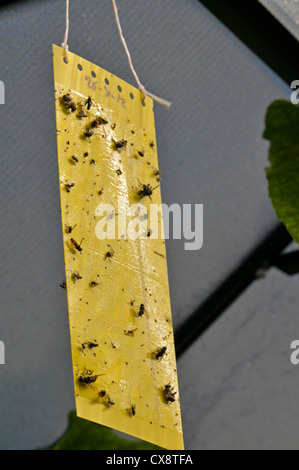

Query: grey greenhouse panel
left=0, top=0, right=296, bottom=451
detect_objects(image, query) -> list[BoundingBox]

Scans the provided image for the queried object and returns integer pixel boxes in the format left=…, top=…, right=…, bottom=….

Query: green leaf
left=264, top=100, right=299, bottom=245
left=45, top=411, right=162, bottom=450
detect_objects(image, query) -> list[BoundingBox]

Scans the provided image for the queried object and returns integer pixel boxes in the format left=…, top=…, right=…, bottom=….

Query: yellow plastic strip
left=52, top=44, right=184, bottom=450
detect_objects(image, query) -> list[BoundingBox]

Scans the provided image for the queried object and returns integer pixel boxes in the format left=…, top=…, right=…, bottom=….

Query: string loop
left=61, top=0, right=69, bottom=61
left=61, top=0, right=172, bottom=107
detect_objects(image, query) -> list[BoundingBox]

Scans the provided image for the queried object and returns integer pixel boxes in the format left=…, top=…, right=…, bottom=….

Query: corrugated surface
left=0, top=0, right=291, bottom=449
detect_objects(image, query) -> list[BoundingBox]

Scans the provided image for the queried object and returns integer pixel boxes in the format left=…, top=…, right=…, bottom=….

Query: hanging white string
left=61, top=0, right=172, bottom=107
left=61, top=0, right=70, bottom=61
left=111, top=0, right=172, bottom=108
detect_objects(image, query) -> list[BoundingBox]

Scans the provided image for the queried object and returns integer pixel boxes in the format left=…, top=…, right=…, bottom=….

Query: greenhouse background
left=1, top=0, right=299, bottom=450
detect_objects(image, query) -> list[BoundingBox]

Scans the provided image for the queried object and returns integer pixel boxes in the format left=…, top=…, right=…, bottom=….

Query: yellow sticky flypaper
left=53, top=44, right=184, bottom=450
